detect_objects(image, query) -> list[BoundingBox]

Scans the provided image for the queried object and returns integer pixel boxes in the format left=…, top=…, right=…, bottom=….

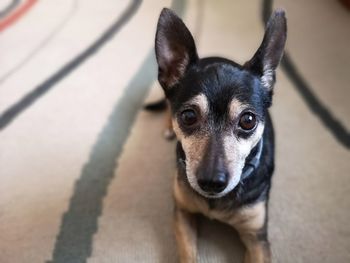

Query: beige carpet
left=0, top=0, right=349, bottom=262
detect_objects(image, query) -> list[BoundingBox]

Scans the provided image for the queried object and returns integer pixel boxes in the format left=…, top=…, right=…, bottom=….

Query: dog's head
left=155, top=8, right=286, bottom=198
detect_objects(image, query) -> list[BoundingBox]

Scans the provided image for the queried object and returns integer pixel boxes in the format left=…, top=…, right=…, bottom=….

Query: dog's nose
left=198, top=173, right=228, bottom=194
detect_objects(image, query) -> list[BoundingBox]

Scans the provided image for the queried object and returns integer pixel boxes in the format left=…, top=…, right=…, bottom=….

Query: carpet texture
left=0, top=0, right=349, bottom=262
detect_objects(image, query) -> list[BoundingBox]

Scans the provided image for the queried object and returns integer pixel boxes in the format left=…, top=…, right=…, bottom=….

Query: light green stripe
left=48, top=0, right=186, bottom=262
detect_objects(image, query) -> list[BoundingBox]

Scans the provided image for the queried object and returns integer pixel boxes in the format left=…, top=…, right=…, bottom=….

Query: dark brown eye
left=181, top=109, right=198, bottom=126
left=239, top=112, right=256, bottom=130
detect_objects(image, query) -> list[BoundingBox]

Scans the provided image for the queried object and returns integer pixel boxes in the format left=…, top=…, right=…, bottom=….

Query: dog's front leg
left=174, top=206, right=198, bottom=263
left=231, top=201, right=271, bottom=263
left=239, top=229, right=270, bottom=263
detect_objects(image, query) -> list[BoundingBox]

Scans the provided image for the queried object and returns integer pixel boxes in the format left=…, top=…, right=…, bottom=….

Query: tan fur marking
left=174, top=175, right=208, bottom=214
left=171, top=93, right=209, bottom=140
left=190, top=93, right=209, bottom=114
left=230, top=201, right=266, bottom=231
left=242, top=241, right=270, bottom=263
left=174, top=207, right=198, bottom=263
left=172, top=94, right=212, bottom=196
left=221, top=122, right=265, bottom=196
left=177, top=132, right=209, bottom=195
left=229, top=98, right=247, bottom=120
left=230, top=202, right=270, bottom=263
left=174, top=176, right=235, bottom=222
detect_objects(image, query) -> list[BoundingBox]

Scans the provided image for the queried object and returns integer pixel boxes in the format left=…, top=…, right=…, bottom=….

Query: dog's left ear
left=245, top=9, right=287, bottom=91
left=155, top=8, right=198, bottom=90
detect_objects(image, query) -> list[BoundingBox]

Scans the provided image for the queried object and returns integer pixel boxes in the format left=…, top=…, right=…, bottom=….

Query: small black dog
left=152, top=8, right=286, bottom=263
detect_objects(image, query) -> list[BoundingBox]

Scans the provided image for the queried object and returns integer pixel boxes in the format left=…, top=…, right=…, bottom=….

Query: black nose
left=198, top=172, right=228, bottom=194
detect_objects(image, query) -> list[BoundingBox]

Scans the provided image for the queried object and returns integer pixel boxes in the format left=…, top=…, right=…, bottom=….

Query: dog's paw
left=163, top=129, right=176, bottom=140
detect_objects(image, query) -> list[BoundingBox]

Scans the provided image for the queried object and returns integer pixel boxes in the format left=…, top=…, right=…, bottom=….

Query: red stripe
left=0, top=0, right=38, bottom=33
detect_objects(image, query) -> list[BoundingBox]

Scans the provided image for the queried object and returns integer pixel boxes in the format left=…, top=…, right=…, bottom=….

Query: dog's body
left=151, top=8, right=286, bottom=263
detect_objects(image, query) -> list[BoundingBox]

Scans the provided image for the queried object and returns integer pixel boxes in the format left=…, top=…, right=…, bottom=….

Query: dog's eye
left=239, top=112, right=256, bottom=130
left=181, top=109, right=198, bottom=126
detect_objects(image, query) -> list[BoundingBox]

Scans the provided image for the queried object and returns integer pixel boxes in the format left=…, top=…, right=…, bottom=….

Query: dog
left=149, top=7, right=287, bottom=263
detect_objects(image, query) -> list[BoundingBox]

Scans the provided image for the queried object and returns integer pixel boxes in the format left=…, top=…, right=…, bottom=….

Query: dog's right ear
left=155, top=8, right=198, bottom=90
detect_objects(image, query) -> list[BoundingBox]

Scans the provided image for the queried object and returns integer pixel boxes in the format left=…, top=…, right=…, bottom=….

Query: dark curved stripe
left=262, top=0, right=350, bottom=149
left=48, top=1, right=187, bottom=262
left=0, top=0, right=78, bottom=84
left=0, top=0, right=141, bottom=131
left=281, top=55, right=350, bottom=148
left=0, top=0, right=20, bottom=18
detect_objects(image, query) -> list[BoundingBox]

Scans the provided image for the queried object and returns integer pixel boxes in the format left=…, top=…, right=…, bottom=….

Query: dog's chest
left=174, top=178, right=266, bottom=231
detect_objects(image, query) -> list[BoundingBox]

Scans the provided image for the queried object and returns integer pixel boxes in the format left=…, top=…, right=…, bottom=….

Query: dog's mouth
left=203, top=191, right=228, bottom=197
left=192, top=174, right=241, bottom=199
left=179, top=157, right=241, bottom=198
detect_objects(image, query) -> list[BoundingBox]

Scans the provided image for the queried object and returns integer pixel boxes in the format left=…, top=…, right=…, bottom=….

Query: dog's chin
left=187, top=174, right=241, bottom=199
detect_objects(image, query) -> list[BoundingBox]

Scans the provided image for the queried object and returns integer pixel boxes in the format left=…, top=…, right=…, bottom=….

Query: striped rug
left=0, top=0, right=349, bottom=262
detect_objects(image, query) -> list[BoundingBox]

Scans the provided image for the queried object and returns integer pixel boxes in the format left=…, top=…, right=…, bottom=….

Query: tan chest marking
left=174, top=178, right=266, bottom=231
left=174, top=177, right=208, bottom=214
left=228, top=201, right=266, bottom=232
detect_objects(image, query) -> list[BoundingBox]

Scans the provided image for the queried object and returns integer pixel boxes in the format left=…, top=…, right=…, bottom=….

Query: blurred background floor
left=0, top=0, right=349, bottom=262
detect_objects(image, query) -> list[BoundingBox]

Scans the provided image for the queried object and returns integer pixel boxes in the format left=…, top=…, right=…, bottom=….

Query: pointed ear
left=245, top=9, right=287, bottom=90
left=155, top=8, right=198, bottom=90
